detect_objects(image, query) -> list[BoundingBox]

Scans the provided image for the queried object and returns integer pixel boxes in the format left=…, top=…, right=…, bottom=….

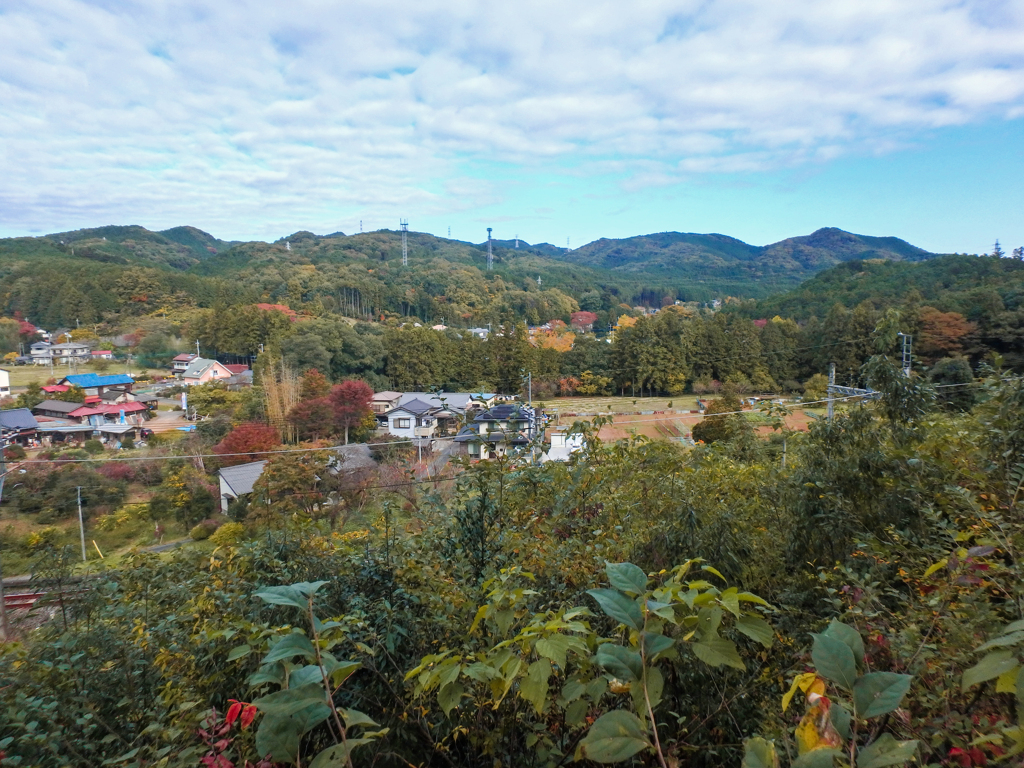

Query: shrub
left=120, top=437, right=134, bottom=450
left=22, top=526, right=62, bottom=553
left=3, top=444, right=26, bottom=460
left=189, top=519, right=221, bottom=541
left=83, top=440, right=105, bottom=455
left=209, top=521, right=245, bottom=547
left=97, top=462, right=135, bottom=482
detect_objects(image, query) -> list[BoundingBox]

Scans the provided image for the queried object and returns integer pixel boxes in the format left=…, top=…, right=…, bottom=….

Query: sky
left=1, top=0, right=1022, bottom=254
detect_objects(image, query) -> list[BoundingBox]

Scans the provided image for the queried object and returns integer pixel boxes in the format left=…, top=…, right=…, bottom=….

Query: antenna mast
left=487, top=228, right=493, bottom=270
left=400, top=219, right=409, bottom=266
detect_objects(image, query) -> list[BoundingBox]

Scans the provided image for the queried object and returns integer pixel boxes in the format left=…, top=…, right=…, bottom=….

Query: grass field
left=3, top=362, right=169, bottom=390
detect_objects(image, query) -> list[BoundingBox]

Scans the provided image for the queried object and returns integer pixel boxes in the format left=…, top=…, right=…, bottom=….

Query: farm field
left=541, top=395, right=821, bottom=442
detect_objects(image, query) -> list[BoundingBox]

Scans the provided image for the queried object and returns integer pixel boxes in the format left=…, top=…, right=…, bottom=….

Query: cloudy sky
left=1, top=0, right=1022, bottom=253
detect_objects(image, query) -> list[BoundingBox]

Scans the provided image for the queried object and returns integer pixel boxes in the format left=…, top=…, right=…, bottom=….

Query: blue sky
left=1, top=0, right=1022, bottom=254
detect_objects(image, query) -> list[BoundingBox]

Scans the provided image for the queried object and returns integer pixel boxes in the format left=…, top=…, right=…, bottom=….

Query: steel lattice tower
left=400, top=220, right=408, bottom=266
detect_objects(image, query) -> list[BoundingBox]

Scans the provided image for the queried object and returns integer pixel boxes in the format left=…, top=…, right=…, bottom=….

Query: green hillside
left=744, top=252, right=1024, bottom=321
left=550, top=227, right=938, bottom=296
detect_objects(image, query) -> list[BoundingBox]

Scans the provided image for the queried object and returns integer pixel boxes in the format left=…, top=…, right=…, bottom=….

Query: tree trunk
left=344, top=425, right=349, bottom=445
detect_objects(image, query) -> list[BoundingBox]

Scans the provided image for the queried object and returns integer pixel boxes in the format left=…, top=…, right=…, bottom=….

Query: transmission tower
left=897, top=333, right=912, bottom=377
left=487, top=227, right=493, bottom=270
left=400, top=219, right=409, bottom=266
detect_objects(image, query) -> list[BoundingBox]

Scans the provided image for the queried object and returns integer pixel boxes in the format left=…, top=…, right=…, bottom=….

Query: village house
left=453, top=403, right=537, bottom=460
left=371, top=391, right=403, bottom=417
left=181, top=358, right=233, bottom=385
left=91, top=350, right=114, bottom=360
left=385, top=399, right=443, bottom=443
left=0, top=408, right=38, bottom=446
left=0, top=369, right=9, bottom=398
left=32, top=400, right=84, bottom=420
left=58, top=373, right=135, bottom=396
left=171, top=353, right=198, bottom=373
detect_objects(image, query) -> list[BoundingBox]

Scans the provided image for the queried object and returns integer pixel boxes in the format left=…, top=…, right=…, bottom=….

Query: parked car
left=13, top=356, right=32, bottom=365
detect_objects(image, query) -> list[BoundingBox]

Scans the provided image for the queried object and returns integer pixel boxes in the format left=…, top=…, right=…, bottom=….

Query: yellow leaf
left=924, top=559, right=948, bottom=578
left=782, top=672, right=820, bottom=712
left=795, top=698, right=844, bottom=755
left=996, top=665, right=1021, bottom=694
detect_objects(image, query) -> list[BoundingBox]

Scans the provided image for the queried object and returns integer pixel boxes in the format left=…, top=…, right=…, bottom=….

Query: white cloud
left=0, top=0, right=1022, bottom=238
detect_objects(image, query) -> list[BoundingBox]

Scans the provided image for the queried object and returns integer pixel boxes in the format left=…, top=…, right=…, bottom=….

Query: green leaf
left=536, top=634, right=572, bottom=669
left=561, top=678, right=585, bottom=703
left=641, top=631, right=674, bottom=657
left=963, top=650, right=1018, bottom=691
left=579, top=710, right=651, bottom=763
left=823, top=620, right=866, bottom=673
left=811, top=633, right=857, bottom=690
left=696, top=606, right=724, bottom=639
left=254, top=683, right=327, bottom=717
left=249, top=664, right=285, bottom=688
left=437, top=681, right=465, bottom=716
left=227, top=644, right=252, bottom=661
left=791, top=750, right=841, bottom=768
left=290, top=665, right=327, bottom=688
left=830, top=702, right=852, bottom=739
left=857, top=734, right=919, bottom=768
left=692, top=638, right=745, bottom=670
left=595, top=645, right=643, bottom=682
left=464, top=662, right=499, bottom=683
left=701, top=565, right=726, bottom=581
left=256, top=701, right=331, bottom=762
left=977, top=631, right=1024, bottom=652
left=263, top=633, right=317, bottom=664
left=520, top=659, right=551, bottom=714
left=719, top=587, right=741, bottom=617
left=254, top=581, right=329, bottom=610
left=645, top=666, right=664, bottom=709
left=853, top=672, right=913, bottom=718
left=340, top=708, right=379, bottom=729
left=605, top=562, right=648, bottom=595
left=329, top=660, right=360, bottom=688
left=566, top=698, right=589, bottom=726
left=736, top=615, right=774, bottom=648
left=742, top=737, right=779, bottom=768
left=587, top=588, right=643, bottom=630
left=309, top=738, right=380, bottom=768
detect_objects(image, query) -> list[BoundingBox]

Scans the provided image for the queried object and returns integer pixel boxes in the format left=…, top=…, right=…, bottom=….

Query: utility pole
left=195, top=339, right=201, bottom=357
left=487, top=228, right=493, bottom=270
left=827, top=363, right=835, bottom=422
left=76, top=486, right=87, bottom=563
left=0, top=442, right=8, bottom=640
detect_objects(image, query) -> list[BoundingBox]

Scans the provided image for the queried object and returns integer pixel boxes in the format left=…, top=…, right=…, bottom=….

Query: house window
left=396, top=418, right=411, bottom=429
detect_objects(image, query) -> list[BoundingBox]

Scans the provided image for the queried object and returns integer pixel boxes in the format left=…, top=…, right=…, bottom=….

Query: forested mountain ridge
left=0, top=224, right=944, bottom=316
left=548, top=226, right=939, bottom=294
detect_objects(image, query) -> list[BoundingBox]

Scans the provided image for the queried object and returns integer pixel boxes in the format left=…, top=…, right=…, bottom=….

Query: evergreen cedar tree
left=212, top=423, right=282, bottom=466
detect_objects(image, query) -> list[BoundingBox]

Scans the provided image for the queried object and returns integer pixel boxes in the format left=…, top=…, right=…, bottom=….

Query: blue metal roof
left=60, top=373, right=134, bottom=388
left=0, top=408, right=38, bottom=431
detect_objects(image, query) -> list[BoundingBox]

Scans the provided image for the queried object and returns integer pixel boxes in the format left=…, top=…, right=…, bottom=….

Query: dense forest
left=1, top=356, right=1023, bottom=767
left=0, top=224, right=957, bottom=335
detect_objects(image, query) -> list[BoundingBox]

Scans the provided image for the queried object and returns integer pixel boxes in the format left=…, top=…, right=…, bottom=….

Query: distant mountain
left=0, top=224, right=943, bottom=307
left=34, top=224, right=235, bottom=269
left=548, top=227, right=938, bottom=295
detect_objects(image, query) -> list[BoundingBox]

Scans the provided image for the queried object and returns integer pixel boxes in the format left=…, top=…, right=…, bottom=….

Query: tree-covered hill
left=0, top=223, right=953, bottom=329
left=743, top=252, right=1024, bottom=322
left=549, top=226, right=939, bottom=295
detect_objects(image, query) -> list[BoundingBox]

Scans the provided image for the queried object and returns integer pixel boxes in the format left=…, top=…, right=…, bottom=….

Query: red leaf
left=225, top=701, right=243, bottom=726
left=241, top=704, right=257, bottom=730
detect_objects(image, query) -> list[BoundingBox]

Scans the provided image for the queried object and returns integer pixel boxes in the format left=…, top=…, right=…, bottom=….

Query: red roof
left=84, top=395, right=102, bottom=404
left=41, top=385, right=70, bottom=393
left=91, top=350, right=112, bottom=355
left=173, top=353, right=197, bottom=362
left=70, top=402, right=149, bottom=418
left=224, top=364, right=249, bottom=374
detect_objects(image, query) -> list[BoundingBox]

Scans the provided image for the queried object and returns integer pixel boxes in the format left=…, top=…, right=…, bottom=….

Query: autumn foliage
left=213, top=422, right=282, bottom=466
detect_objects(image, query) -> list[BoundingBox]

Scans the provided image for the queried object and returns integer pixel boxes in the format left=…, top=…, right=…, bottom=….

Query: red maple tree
left=213, top=422, right=282, bottom=466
